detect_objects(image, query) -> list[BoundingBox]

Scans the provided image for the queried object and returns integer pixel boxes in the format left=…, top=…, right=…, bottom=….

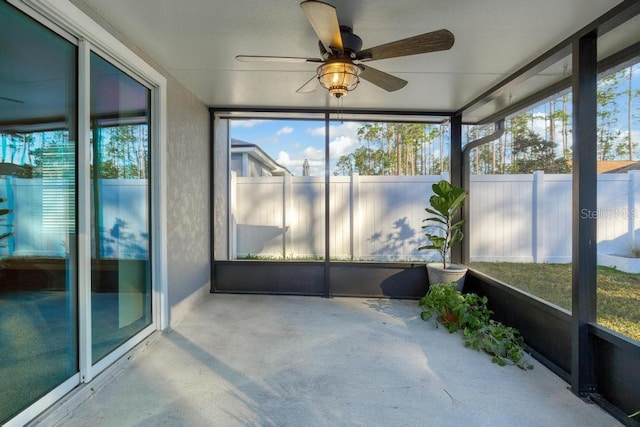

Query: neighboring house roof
left=565, top=160, right=640, bottom=174
left=597, top=160, right=640, bottom=174
left=230, top=138, right=292, bottom=176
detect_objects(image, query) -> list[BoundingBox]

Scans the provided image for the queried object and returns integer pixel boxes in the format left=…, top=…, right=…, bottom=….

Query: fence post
left=350, top=173, right=360, bottom=261
left=229, top=171, right=236, bottom=259
left=629, top=170, right=640, bottom=248
left=283, top=174, right=292, bottom=259
left=532, top=171, right=544, bottom=263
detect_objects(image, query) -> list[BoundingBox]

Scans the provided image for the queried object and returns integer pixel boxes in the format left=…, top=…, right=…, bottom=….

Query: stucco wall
left=71, top=0, right=211, bottom=324
left=213, top=118, right=229, bottom=261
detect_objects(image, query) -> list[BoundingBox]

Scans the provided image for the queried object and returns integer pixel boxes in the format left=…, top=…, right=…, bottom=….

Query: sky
left=230, top=119, right=364, bottom=176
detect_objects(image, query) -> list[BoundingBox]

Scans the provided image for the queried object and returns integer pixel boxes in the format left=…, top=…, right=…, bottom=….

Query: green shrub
left=419, top=282, right=533, bottom=370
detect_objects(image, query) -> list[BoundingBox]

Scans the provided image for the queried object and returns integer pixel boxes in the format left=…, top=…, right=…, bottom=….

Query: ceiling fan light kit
left=236, top=0, right=454, bottom=99
left=317, top=60, right=361, bottom=98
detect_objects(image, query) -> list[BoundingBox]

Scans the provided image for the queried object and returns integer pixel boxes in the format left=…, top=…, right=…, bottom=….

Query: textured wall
left=165, top=79, right=210, bottom=310
left=213, top=118, right=229, bottom=260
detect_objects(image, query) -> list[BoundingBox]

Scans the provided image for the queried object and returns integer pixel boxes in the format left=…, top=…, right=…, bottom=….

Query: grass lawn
left=469, top=262, right=640, bottom=342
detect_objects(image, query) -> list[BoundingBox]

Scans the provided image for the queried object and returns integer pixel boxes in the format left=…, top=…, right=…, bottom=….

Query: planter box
left=598, top=253, right=640, bottom=274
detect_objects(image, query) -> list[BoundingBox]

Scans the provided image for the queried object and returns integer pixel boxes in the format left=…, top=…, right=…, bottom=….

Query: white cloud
left=329, top=135, right=358, bottom=159
left=276, top=151, right=290, bottom=165
left=277, top=126, right=294, bottom=136
left=330, top=122, right=362, bottom=139
left=303, top=146, right=324, bottom=161
left=307, top=121, right=360, bottom=139
left=308, top=126, right=326, bottom=137
left=305, top=122, right=362, bottom=160
left=230, top=119, right=265, bottom=128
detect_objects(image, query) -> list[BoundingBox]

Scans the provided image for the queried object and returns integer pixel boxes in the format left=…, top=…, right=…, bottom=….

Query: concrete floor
left=49, top=294, right=620, bottom=426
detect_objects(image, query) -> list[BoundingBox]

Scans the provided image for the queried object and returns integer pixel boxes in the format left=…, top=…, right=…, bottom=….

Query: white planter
left=426, top=263, right=468, bottom=291
left=598, top=253, right=640, bottom=274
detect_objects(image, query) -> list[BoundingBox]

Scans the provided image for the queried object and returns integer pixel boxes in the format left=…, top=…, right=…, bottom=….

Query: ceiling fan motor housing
left=319, top=26, right=363, bottom=59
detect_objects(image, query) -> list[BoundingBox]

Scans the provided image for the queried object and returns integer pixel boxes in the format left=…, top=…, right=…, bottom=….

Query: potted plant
left=418, top=281, right=467, bottom=331
left=418, top=180, right=468, bottom=290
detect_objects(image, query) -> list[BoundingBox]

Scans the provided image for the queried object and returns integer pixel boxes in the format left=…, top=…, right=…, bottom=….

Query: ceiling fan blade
left=236, top=55, right=322, bottom=63
left=0, top=95, right=24, bottom=104
left=358, top=65, right=407, bottom=92
left=300, top=1, right=343, bottom=55
left=296, top=75, right=319, bottom=94
left=356, top=29, right=454, bottom=62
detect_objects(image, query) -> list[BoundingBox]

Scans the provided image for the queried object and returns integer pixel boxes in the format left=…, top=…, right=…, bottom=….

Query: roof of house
left=231, top=138, right=292, bottom=176
left=597, top=160, right=640, bottom=174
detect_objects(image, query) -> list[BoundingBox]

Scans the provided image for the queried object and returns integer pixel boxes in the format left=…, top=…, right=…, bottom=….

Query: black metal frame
left=571, top=30, right=599, bottom=397
left=214, top=261, right=428, bottom=299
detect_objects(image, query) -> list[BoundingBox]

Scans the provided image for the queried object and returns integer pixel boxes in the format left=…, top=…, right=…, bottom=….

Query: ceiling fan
left=236, top=0, right=454, bottom=98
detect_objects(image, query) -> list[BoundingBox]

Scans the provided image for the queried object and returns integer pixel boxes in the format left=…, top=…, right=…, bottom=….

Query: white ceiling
left=72, top=0, right=635, bottom=119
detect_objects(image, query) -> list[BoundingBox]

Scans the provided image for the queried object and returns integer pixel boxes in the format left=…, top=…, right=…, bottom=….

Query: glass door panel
left=0, top=2, right=78, bottom=423
left=90, top=53, right=152, bottom=363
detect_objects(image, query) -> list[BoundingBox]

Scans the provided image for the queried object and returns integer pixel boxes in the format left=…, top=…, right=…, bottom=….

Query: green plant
left=463, top=320, right=533, bottom=370
left=630, top=409, right=640, bottom=419
left=457, top=292, right=492, bottom=331
left=419, top=282, right=533, bottom=370
left=418, top=180, right=467, bottom=269
left=419, top=282, right=466, bottom=332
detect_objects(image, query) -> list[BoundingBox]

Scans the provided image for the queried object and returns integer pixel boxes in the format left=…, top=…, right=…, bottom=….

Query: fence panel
left=540, top=175, right=572, bottom=263
left=597, top=174, right=633, bottom=255
left=469, top=175, right=534, bottom=262
left=234, top=176, right=284, bottom=257
left=289, top=177, right=325, bottom=258
left=232, top=172, right=639, bottom=263
left=357, top=175, right=440, bottom=261
left=329, top=176, right=351, bottom=260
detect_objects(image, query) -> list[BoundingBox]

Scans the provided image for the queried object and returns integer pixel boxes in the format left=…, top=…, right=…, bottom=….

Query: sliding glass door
left=90, top=52, right=152, bottom=363
left=1, top=2, right=160, bottom=423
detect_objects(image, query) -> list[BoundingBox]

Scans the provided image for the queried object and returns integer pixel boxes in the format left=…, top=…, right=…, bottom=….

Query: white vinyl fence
left=0, top=177, right=148, bottom=259
left=231, top=171, right=640, bottom=263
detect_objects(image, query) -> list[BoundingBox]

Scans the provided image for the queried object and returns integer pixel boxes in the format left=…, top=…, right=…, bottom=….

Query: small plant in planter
left=419, top=282, right=533, bottom=370
left=418, top=180, right=468, bottom=289
left=419, top=283, right=492, bottom=333
left=419, top=282, right=466, bottom=332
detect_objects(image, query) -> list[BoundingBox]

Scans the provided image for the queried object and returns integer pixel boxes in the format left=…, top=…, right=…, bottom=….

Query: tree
left=617, top=65, right=640, bottom=160
left=334, top=122, right=448, bottom=176
left=597, top=73, right=620, bottom=161
left=95, top=125, right=149, bottom=179
left=508, top=130, right=570, bottom=174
